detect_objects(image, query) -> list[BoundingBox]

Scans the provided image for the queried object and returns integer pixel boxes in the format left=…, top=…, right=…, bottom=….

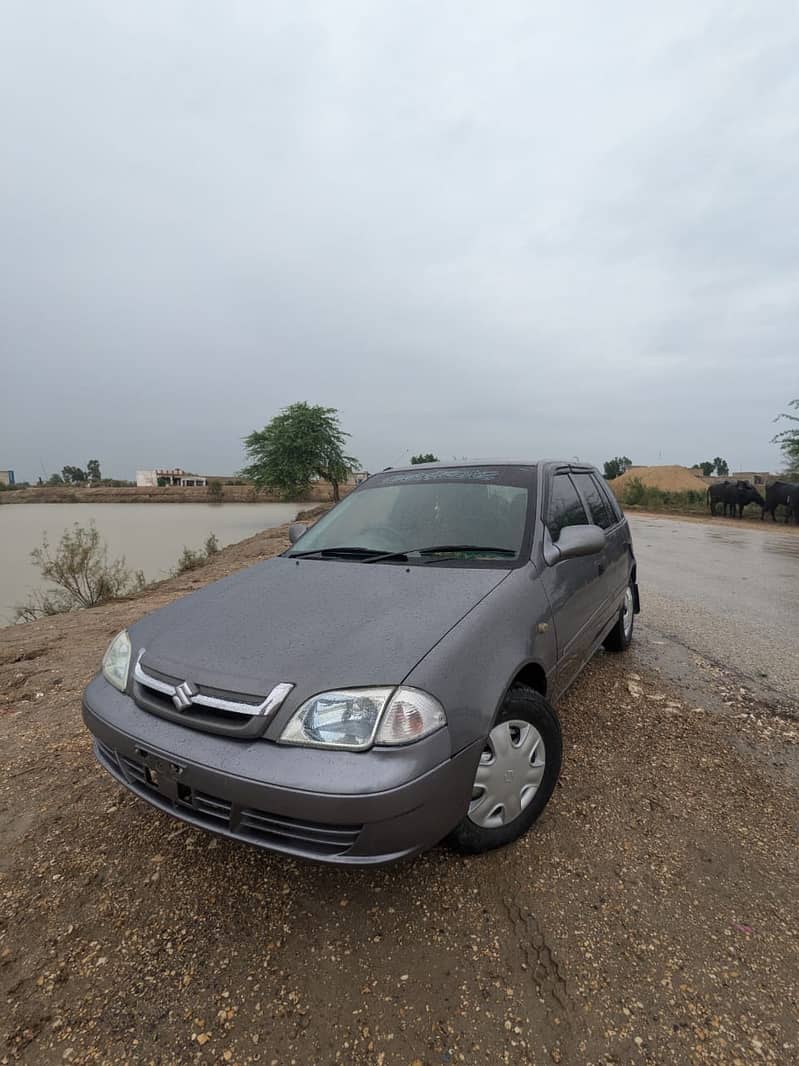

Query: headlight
left=280, top=688, right=392, bottom=750
left=280, top=686, right=446, bottom=751
left=102, top=629, right=131, bottom=691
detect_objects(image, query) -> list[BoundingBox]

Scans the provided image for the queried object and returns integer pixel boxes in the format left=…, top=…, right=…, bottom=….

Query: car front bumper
left=82, top=675, right=483, bottom=865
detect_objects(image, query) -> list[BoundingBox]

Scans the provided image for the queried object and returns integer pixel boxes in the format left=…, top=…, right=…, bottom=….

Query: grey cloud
left=1, top=0, right=796, bottom=481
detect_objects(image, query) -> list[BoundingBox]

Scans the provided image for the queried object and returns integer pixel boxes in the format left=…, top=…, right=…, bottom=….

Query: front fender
left=402, top=566, right=556, bottom=752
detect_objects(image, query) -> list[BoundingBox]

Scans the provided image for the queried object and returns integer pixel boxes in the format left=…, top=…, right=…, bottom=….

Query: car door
left=539, top=471, right=605, bottom=695
left=593, top=471, right=632, bottom=605
left=571, top=471, right=628, bottom=638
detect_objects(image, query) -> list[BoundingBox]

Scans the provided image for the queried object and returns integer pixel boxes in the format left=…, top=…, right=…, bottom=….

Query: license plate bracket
left=137, top=749, right=184, bottom=801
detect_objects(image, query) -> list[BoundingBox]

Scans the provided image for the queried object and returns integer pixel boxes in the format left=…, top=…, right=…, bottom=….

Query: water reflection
left=0, top=502, right=301, bottom=621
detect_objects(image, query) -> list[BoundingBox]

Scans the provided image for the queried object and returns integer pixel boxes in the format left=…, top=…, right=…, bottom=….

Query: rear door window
left=547, top=474, right=589, bottom=541
left=572, top=472, right=614, bottom=530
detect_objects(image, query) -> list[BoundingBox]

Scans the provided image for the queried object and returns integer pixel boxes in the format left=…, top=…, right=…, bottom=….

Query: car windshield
left=288, top=466, right=533, bottom=565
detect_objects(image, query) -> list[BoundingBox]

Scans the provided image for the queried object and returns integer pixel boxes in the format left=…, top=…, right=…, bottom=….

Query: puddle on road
left=658, top=515, right=798, bottom=555
left=703, top=528, right=748, bottom=548
left=629, top=516, right=799, bottom=558
left=762, top=537, right=799, bottom=557
left=698, top=524, right=799, bottom=563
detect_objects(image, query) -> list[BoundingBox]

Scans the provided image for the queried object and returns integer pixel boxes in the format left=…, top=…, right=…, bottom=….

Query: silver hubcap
left=622, top=586, right=634, bottom=638
left=468, top=719, right=546, bottom=829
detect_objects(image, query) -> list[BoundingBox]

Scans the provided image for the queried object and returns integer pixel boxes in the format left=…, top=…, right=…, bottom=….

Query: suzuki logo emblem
left=172, top=680, right=197, bottom=711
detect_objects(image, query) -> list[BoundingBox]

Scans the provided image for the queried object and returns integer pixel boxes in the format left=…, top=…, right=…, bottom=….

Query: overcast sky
left=1, top=1, right=797, bottom=482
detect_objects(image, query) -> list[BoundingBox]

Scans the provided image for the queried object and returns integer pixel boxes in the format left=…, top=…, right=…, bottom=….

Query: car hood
left=130, top=556, right=510, bottom=702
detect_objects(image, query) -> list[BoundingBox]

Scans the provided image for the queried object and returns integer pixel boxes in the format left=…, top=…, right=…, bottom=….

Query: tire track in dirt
left=500, top=899, right=569, bottom=1012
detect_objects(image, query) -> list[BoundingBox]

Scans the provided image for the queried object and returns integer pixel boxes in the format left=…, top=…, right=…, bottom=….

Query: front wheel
left=448, top=685, right=562, bottom=855
left=603, top=582, right=635, bottom=652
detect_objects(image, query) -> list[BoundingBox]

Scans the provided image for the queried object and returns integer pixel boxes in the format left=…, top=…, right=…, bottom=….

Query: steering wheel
left=366, top=526, right=406, bottom=551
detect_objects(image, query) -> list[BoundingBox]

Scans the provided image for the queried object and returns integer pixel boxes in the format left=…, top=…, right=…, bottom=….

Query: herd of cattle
left=707, top=479, right=798, bottom=521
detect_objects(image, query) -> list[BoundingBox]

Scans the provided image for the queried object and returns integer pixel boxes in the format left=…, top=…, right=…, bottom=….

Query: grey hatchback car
left=83, top=461, right=639, bottom=864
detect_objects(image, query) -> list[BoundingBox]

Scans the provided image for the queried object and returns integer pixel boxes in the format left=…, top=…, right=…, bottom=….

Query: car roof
left=380, top=458, right=598, bottom=474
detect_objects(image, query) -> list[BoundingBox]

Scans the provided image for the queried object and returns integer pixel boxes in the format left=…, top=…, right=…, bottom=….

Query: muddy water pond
left=0, top=502, right=301, bottom=623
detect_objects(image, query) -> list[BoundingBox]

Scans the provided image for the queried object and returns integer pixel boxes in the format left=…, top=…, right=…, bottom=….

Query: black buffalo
left=761, top=480, right=798, bottom=523
left=707, top=480, right=766, bottom=518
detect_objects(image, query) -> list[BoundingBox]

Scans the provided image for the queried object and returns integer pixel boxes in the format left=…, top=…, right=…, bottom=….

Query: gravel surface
left=2, top=513, right=798, bottom=1065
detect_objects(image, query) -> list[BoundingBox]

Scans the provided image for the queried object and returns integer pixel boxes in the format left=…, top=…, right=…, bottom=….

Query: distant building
left=136, top=467, right=208, bottom=488
left=731, top=471, right=775, bottom=486
left=0, top=469, right=15, bottom=486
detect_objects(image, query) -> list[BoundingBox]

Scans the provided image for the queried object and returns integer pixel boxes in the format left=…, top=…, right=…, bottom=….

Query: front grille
left=142, top=663, right=264, bottom=708
left=193, top=791, right=232, bottom=823
left=130, top=650, right=293, bottom=739
left=93, top=741, right=362, bottom=859
left=133, top=683, right=260, bottom=732
left=96, top=739, right=121, bottom=774
left=118, top=752, right=148, bottom=787
left=238, top=809, right=361, bottom=856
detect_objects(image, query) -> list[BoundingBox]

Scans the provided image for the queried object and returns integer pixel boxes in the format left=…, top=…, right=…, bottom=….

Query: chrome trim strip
left=191, top=683, right=294, bottom=716
left=133, top=650, right=293, bottom=718
left=133, top=651, right=176, bottom=695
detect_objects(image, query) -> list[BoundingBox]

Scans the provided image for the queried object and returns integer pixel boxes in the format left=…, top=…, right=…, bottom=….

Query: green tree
left=86, top=459, right=102, bottom=483
left=62, top=465, right=87, bottom=483
left=603, top=456, right=632, bottom=480
left=713, top=457, right=729, bottom=476
left=772, top=398, right=799, bottom=477
left=410, top=453, right=439, bottom=465
left=47, top=473, right=64, bottom=486
left=207, top=479, right=224, bottom=500
left=693, top=461, right=715, bottom=477
left=241, top=403, right=358, bottom=502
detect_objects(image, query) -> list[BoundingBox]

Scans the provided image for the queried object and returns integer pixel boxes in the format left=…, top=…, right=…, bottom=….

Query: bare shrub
left=15, top=523, right=146, bottom=622
left=175, top=533, right=220, bottom=574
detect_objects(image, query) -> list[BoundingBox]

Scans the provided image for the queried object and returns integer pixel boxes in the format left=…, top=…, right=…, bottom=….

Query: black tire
left=603, top=581, right=635, bottom=653
left=448, top=685, right=562, bottom=855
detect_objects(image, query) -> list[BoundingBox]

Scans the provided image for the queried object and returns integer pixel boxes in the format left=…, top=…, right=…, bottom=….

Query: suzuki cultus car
left=83, top=461, right=639, bottom=864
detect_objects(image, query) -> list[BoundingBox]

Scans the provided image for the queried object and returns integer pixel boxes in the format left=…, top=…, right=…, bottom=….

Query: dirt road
left=1, top=514, right=798, bottom=1065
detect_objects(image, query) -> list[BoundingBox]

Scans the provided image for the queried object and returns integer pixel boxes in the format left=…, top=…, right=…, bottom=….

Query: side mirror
left=552, top=524, right=606, bottom=561
left=288, top=522, right=308, bottom=545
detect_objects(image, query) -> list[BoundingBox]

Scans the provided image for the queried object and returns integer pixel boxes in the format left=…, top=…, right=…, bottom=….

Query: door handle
left=597, top=562, right=606, bottom=575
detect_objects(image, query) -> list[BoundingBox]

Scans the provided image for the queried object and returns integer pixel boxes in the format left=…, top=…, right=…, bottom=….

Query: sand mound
left=610, top=465, right=708, bottom=494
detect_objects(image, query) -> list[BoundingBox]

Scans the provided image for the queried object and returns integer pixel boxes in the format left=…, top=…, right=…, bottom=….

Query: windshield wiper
left=288, top=546, right=387, bottom=559
left=363, top=544, right=516, bottom=563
